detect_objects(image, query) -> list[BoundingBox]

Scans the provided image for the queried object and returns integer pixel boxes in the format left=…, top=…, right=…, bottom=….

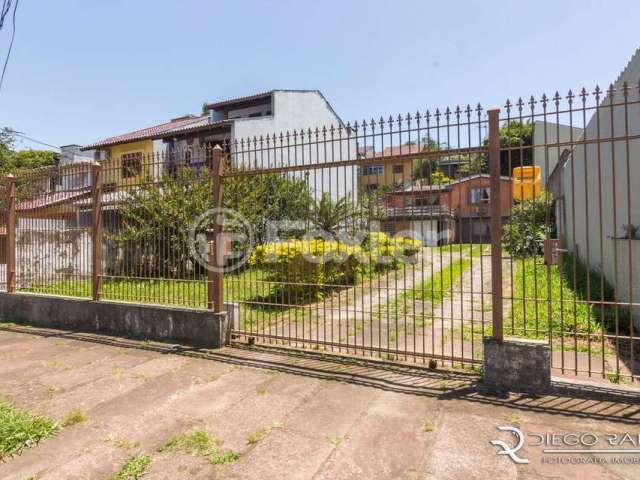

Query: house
left=553, top=48, right=640, bottom=329
left=158, top=90, right=356, bottom=199
left=358, top=144, right=419, bottom=193
left=81, top=115, right=205, bottom=188
left=82, top=90, right=356, bottom=199
left=15, top=147, right=95, bottom=221
left=383, top=174, right=513, bottom=245
left=358, top=144, right=467, bottom=194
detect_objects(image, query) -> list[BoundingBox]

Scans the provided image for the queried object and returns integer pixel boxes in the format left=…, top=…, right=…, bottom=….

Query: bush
left=249, top=233, right=422, bottom=301
left=502, top=195, right=550, bottom=258
left=250, top=239, right=364, bottom=300
left=361, top=232, right=421, bottom=271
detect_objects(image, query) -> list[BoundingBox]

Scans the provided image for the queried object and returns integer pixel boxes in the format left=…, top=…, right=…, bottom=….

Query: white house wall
left=562, top=50, right=640, bottom=328
left=231, top=91, right=357, bottom=200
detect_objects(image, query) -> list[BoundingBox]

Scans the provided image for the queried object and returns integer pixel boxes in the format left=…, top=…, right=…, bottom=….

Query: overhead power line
left=0, top=0, right=19, bottom=97
left=9, top=129, right=61, bottom=151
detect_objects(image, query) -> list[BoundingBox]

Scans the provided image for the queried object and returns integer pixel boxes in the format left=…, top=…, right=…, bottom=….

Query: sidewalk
left=0, top=325, right=638, bottom=480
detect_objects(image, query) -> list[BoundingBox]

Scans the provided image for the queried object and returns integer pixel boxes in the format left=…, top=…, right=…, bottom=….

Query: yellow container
left=512, top=166, right=541, bottom=201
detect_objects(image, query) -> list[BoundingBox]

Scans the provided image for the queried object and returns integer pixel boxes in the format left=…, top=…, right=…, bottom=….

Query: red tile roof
left=381, top=144, right=424, bottom=157
left=82, top=115, right=205, bottom=150
left=16, top=188, right=91, bottom=211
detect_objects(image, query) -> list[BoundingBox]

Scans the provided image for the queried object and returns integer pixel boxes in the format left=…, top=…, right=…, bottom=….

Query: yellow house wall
left=102, top=140, right=154, bottom=187
left=360, top=158, right=413, bottom=189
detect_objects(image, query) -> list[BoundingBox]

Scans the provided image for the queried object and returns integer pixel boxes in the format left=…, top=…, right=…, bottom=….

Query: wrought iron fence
left=500, top=84, right=640, bottom=383
left=1, top=81, right=638, bottom=383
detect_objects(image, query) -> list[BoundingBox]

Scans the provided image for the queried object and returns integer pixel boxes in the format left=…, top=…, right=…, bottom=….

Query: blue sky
left=0, top=0, right=639, bottom=150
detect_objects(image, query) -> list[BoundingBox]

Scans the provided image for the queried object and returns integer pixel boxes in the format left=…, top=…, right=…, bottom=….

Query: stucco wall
left=533, top=121, right=584, bottom=183
left=103, top=140, right=155, bottom=186
left=562, top=50, right=640, bottom=328
left=232, top=91, right=358, bottom=200
left=360, top=158, right=413, bottom=190
left=16, top=227, right=92, bottom=289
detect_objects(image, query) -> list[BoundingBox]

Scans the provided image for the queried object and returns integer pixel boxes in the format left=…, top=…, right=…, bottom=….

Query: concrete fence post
left=208, top=145, right=225, bottom=313
left=91, top=162, right=103, bottom=301
left=5, top=174, right=16, bottom=293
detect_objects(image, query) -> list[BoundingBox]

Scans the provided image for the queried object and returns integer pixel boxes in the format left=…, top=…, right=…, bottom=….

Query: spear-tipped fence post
left=488, top=107, right=504, bottom=341
left=208, top=145, right=225, bottom=312
left=5, top=174, right=16, bottom=293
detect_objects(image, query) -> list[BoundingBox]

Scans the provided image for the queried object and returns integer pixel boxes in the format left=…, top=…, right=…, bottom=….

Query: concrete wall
left=561, top=49, right=640, bottom=328
left=16, top=221, right=91, bottom=289
left=533, top=121, right=584, bottom=183
left=0, top=292, right=230, bottom=348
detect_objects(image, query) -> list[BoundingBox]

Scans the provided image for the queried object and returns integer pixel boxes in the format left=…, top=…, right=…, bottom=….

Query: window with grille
left=121, top=152, right=143, bottom=178
left=363, top=165, right=384, bottom=176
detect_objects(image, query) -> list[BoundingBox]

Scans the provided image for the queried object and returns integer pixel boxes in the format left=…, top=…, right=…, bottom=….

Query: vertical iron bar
left=91, top=163, right=103, bottom=301
left=487, top=107, right=504, bottom=341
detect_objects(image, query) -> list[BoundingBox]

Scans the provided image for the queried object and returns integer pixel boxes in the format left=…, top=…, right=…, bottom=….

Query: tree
left=502, top=193, right=552, bottom=258
left=311, top=193, right=356, bottom=236
left=457, top=154, right=487, bottom=177
left=430, top=171, right=452, bottom=185
left=356, top=185, right=390, bottom=230
left=0, top=127, right=58, bottom=174
left=485, top=121, right=533, bottom=177
left=412, top=138, right=446, bottom=182
left=113, top=167, right=314, bottom=277
left=223, top=172, right=313, bottom=244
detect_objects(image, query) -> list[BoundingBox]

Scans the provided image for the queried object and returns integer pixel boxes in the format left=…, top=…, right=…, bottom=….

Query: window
left=392, top=164, right=404, bottom=174
left=469, top=187, right=490, bottom=205
left=121, top=152, right=143, bottom=178
left=363, top=164, right=384, bottom=176
left=365, top=183, right=380, bottom=192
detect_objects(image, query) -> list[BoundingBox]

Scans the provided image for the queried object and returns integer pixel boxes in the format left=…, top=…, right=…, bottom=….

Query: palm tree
left=311, top=193, right=355, bottom=235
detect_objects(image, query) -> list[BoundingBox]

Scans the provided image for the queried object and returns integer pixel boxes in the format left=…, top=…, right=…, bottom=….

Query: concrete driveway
left=0, top=324, right=639, bottom=480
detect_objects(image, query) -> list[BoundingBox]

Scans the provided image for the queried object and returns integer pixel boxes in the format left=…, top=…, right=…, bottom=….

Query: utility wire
left=0, top=1, right=11, bottom=31
left=0, top=0, right=19, bottom=97
left=9, top=129, right=60, bottom=151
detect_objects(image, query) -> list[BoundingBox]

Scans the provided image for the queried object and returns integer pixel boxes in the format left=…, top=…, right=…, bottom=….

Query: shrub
left=502, top=195, right=550, bottom=258
left=361, top=232, right=421, bottom=271
left=250, top=239, right=364, bottom=300
left=249, top=233, right=422, bottom=300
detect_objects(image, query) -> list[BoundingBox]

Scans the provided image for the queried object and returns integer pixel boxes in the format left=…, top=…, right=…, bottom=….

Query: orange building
left=383, top=174, right=513, bottom=245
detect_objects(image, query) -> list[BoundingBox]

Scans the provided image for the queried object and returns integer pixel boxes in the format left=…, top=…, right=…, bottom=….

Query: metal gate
left=224, top=107, right=496, bottom=369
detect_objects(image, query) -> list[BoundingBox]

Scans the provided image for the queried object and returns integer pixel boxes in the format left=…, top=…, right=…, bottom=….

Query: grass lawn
left=18, top=244, right=490, bottom=334
left=20, top=269, right=279, bottom=330
left=0, top=401, right=59, bottom=461
left=509, top=256, right=602, bottom=339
